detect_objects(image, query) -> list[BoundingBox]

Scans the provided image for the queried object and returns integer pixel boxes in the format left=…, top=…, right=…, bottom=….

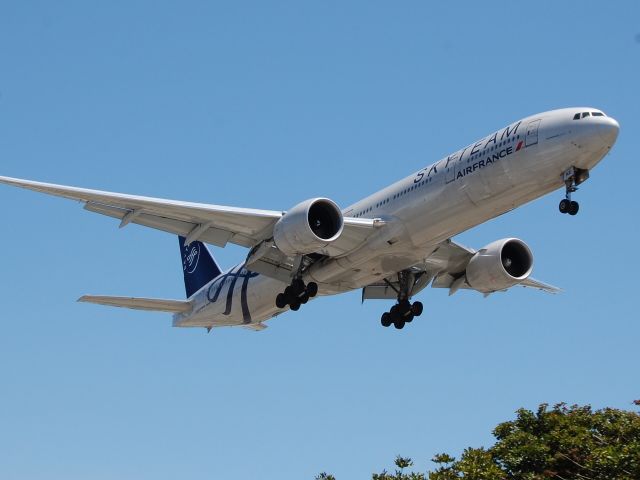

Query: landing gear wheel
left=399, top=299, right=411, bottom=313
left=306, top=282, right=318, bottom=298
left=276, top=279, right=318, bottom=313
left=559, top=199, right=570, bottom=214
left=560, top=166, right=587, bottom=216
left=568, top=201, right=579, bottom=216
left=292, top=278, right=306, bottom=294
left=275, top=293, right=287, bottom=309
left=284, top=286, right=294, bottom=303
left=379, top=269, right=428, bottom=329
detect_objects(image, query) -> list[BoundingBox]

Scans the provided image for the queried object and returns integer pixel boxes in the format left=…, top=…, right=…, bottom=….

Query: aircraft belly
left=306, top=214, right=425, bottom=287
left=344, top=252, right=433, bottom=289
left=176, top=272, right=288, bottom=328
left=223, top=274, right=286, bottom=325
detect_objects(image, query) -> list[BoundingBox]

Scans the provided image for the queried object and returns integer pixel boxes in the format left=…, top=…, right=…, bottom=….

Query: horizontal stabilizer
left=78, top=295, right=193, bottom=313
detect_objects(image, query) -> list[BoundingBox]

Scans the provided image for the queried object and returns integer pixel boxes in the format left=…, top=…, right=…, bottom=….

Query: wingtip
left=0, top=175, right=19, bottom=185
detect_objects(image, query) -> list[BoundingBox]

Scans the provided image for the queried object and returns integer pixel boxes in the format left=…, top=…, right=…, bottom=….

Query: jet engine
left=465, top=238, right=533, bottom=292
left=273, top=198, right=344, bottom=256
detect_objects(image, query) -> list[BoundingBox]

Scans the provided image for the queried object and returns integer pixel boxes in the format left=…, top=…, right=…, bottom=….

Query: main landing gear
left=275, top=279, right=318, bottom=311
left=559, top=166, right=589, bottom=216
left=380, top=270, right=424, bottom=330
left=381, top=299, right=424, bottom=330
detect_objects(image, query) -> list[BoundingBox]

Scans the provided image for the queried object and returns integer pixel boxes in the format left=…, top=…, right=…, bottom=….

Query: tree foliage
left=318, top=402, right=640, bottom=480
left=370, top=456, right=427, bottom=480
left=430, top=402, right=640, bottom=479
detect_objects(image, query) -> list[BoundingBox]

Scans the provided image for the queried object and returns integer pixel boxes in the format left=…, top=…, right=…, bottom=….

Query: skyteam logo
left=182, top=243, right=200, bottom=274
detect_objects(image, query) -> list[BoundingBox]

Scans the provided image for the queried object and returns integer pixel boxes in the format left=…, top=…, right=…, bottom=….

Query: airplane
left=0, top=107, right=619, bottom=331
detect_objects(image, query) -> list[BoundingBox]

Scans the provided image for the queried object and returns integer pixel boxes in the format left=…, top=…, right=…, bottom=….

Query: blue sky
left=1, top=1, right=638, bottom=478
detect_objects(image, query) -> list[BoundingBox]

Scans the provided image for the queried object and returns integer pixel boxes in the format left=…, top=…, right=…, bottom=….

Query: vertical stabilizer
left=179, top=237, right=222, bottom=298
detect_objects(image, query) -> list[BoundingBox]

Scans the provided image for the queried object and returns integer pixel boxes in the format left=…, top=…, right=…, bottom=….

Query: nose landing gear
left=275, top=278, right=318, bottom=311
left=559, top=198, right=579, bottom=216
left=559, top=166, right=589, bottom=216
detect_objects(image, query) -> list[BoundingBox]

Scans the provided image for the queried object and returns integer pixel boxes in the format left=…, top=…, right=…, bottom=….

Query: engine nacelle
left=273, top=198, right=344, bottom=256
left=466, top=238, right=533, bottom=292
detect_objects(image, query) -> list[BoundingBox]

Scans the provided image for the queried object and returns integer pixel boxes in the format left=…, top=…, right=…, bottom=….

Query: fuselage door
left=525, top=119, right=541, bottom=147
left=445, top=153, right=461, bottom=184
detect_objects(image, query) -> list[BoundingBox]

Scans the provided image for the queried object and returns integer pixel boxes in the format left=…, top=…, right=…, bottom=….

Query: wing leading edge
left=0, top=176, right=381, bottom=257
left=0, top=175, right=282, bottom=248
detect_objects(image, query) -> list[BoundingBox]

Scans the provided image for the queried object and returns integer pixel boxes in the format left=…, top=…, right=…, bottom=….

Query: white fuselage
left=174, top=107, right=619, bottom=329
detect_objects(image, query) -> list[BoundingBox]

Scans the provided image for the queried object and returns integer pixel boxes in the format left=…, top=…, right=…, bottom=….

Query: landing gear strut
left=275, top=278, right=318, bottom=311
left=380, top=270, right=424, bottom=329
left=559, top=166, right=588, bottom=216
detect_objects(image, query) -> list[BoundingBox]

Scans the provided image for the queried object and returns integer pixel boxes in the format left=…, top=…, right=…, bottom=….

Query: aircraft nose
left=597, top=116, right=619, bottom=147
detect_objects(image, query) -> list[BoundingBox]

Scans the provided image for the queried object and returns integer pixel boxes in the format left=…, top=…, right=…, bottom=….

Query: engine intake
left=466, top=238, right=533, bottom=293
left=273, top=198, right=344, bottom=256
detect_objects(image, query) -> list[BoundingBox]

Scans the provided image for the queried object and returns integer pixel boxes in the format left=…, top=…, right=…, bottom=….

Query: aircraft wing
left=0, top=176, right=379, bottom=252
left=362, top=239, right=560, bottom=300
left=428, top=240, right=561, bottom=294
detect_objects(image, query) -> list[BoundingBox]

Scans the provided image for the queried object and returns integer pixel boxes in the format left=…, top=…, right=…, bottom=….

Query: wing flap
left=84, top=202, right=239, bottom=247
left=78, top=295, right=193, bottom=313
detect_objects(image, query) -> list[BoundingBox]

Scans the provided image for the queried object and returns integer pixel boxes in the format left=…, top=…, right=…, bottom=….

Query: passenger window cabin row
left=352, top=133, right=525, bottom=218
left=352, top=176, right=434, bottom=218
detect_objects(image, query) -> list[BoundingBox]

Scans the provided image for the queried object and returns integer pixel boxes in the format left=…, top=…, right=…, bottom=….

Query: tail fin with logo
left=179, top=236, right=222, bottom=298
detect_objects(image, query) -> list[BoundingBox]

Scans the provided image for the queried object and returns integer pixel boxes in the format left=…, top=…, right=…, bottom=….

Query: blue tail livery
left=179, top=236, right=222, bottom=298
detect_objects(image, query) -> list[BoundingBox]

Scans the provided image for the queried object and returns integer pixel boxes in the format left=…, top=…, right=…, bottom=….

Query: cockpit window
left=574, top=111, right=606, bottom=120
